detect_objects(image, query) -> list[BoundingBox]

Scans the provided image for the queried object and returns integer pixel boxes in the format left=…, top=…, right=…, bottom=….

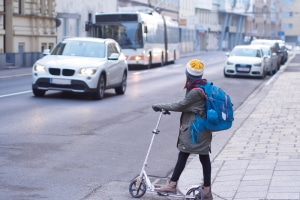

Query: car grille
left=49, top=68, right=60, bottom=75
left=36, top=78, right=87, bottom=91
left=49, top=68, right=75, bottom=76
left=235, top=64, right=251, bottom=73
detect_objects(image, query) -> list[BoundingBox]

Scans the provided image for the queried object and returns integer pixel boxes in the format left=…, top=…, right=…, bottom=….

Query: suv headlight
left=34, top=64, right=46, bottom=72
left=253, top=63, right=262, bottom=67
left=227, top=61, right=234, bottom=65
left=79, top=68, right=97, bottom=75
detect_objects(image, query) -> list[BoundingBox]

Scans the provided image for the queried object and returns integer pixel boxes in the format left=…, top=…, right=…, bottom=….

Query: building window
left=281, top=12, right=292, bottom=18
left=41, top=43, right=47, bottom=52
left=281, top=0, right=294, bottom=6
left=282, top=23, right=293, bottom=29
left=18, top=0, right=24, bottom=14
left=49, top=43, right=54, bottom=50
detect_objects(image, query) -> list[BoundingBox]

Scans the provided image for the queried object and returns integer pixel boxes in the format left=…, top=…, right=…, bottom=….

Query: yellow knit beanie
left=186, top=59, right=205, bottom=80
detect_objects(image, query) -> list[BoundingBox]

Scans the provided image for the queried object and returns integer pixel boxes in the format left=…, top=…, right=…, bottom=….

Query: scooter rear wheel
left=129, top=179, right=147, bottom=198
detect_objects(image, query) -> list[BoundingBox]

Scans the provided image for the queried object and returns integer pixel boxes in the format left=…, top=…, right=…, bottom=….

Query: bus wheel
left=171, top=50, right=176, bottom=64
left=161, top=52, right=164, bottom=66
left=148, top=52, right=152, bottom=69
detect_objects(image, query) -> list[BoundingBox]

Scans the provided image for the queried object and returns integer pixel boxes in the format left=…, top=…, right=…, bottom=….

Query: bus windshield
left=94, top=22, right=143, bottom=49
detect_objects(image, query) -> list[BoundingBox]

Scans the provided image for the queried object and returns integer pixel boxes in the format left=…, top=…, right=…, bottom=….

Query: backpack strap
left=201, top=82, right=213, bottom=97
left=192, top=87, right=207, bottom=99
left=199, top=82, right=214, bottom=111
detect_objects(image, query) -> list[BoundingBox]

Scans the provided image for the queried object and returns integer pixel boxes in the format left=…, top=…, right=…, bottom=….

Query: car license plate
left=237, top=67, right=250, bottom=72
left=50, top=78, right=71, bottom=85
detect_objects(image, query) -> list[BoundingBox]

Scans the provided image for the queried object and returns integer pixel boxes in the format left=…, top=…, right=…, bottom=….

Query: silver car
left=250, top=39, right=281, bottom=71
left=32, top=37, right=128, bottom=100
left=259, top=45, right=278, bottom=75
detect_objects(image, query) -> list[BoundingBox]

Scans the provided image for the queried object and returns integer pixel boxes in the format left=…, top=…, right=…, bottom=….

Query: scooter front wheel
left=129, top=179, right=147, bottom=198
left=185, top=186, right=204, bottom=200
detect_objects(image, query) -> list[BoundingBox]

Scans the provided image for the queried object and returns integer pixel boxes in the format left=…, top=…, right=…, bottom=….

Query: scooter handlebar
left=161, top=109, right=171, bottom=115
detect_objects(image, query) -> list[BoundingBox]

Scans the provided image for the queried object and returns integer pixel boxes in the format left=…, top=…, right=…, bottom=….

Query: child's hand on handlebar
left=152, top=105, right=170, bottom=115
left=152, top=105, right=162, bottom=112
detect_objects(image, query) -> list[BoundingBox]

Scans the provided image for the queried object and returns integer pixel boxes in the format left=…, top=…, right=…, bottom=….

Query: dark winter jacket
left=153, top=89, right=212, bottom=154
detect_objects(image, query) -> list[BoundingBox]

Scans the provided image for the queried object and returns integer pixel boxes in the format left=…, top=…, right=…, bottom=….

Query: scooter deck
left=157, top=191, right=184, bottom=196
left=150, top=191, right=196, bottom=199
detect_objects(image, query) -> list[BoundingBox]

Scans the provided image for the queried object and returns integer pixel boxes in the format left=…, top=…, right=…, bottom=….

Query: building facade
left=0, top=0, right=56, bottom=68
left=245, top=0, right=281, bottom=41
left=56, top=0, right=117, bottom=42
left=1, top=0, right=294, bottom=68
left=194, top=0, right=220, bottom=51
left=217, top=0, right=252, bottom=50
left=178, top=0, right=194, bottom=52
left=280, top=0, right=300, bottom=47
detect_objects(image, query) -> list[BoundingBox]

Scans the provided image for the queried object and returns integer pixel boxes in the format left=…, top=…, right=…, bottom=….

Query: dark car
left=274, top=40, right=288, bottom=64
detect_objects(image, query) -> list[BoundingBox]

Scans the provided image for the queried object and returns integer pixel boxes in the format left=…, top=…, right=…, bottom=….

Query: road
left=0, top=51, right=269, bottom=200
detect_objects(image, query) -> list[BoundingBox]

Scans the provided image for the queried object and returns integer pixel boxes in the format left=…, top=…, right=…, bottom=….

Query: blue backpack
left=190, top=82, right=234, bottom=143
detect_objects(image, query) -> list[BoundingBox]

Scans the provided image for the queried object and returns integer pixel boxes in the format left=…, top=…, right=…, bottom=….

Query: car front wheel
left=223, top=69, right=230, bottom=78
left=91, top=74, right=106, bottom=100
left=32, top=88, right=46, bottom=97
left=115, top=72, right=127, bottom=95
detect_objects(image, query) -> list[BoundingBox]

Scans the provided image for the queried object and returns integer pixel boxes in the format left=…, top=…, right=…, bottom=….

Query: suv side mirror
left=43, top=49, right=51, bottom=56
left=108, top=53, right=119, bottom=60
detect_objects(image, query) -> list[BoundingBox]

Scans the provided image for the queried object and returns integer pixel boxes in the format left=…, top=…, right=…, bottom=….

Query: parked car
left=259, top=44, right=278, bottom=75
left=250, top=39, right=282, bottom=71
left=274, top=39, right=288, bottom=64
left=224, top=45, right=267, bottom=79
left=32, top=37, right=128, bottom=100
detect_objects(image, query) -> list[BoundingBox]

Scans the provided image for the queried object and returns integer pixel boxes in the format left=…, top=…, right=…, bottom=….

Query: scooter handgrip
left=162, top=109, right=171, bottom=115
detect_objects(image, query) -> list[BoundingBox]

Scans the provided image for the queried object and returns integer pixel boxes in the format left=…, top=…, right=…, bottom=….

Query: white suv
left=32, top=37, right=128, bottom=100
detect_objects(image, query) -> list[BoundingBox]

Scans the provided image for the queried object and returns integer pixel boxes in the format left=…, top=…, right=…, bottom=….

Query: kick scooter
left=129, top=109, right=204, bottom=200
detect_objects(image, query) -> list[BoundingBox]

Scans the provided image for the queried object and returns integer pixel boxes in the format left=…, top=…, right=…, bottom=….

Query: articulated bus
left=93, top=10, right=180, bottom=68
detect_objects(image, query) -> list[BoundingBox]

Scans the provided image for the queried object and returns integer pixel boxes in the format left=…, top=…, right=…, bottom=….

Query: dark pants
left=170, top=151, right=211, bottom=187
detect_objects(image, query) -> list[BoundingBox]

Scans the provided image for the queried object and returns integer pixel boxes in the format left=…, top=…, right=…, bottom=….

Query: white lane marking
left=0, top=90, right=32, bottom=98
left=0, top=73, right=31, bottom=79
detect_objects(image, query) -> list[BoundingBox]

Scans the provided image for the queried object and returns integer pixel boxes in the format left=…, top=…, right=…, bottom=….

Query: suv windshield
left=51, top=40, right=105, bottom=58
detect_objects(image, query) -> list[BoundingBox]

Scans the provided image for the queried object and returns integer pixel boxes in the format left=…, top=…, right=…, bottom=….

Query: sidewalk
left=179, top=52, right=300, bottom=200
left=0, top=66, right=31, bottom=79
